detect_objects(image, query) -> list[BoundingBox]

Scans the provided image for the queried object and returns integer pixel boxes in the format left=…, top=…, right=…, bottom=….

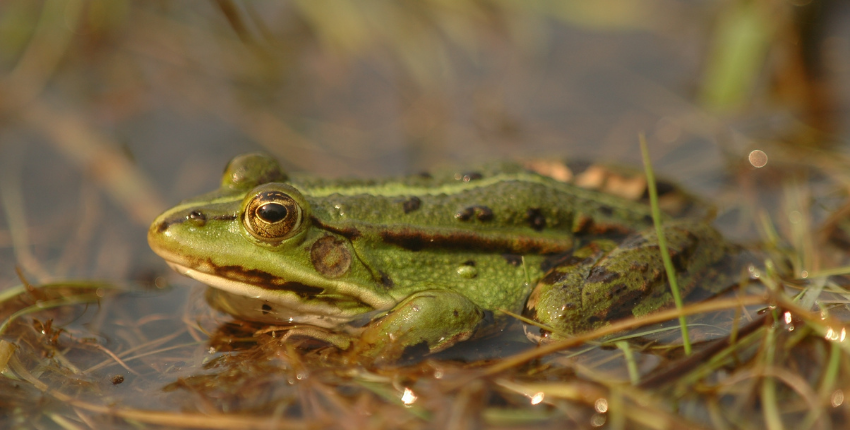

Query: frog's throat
left=166, top=262, right=374, bottom=327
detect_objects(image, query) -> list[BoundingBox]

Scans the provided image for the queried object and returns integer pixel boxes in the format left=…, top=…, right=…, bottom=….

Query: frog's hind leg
left=526, top=220, right=745, bottom=341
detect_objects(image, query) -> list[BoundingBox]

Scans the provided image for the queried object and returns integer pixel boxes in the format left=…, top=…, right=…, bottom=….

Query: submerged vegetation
left=1, top=0, right=849, bottom=428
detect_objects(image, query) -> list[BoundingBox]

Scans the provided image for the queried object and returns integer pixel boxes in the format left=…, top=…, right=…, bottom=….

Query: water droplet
left=832, top=390, right=845, bottom=407
left=748, top=150, right=768, bottom=168
left=590, top=413, right=607, bottom=427
left=595, top=398, right=609, bottom=413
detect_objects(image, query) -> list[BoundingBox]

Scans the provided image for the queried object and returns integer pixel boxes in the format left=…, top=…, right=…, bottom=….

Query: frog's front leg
left=349, top=289, right=488, bottom=362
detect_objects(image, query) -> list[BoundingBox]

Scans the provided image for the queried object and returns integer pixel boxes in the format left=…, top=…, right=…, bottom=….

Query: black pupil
left=257, top=203, right=288, bottom=223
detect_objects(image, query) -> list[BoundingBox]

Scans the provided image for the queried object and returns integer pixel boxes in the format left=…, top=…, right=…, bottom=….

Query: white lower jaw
left=166, top=262, right=358, bottom=328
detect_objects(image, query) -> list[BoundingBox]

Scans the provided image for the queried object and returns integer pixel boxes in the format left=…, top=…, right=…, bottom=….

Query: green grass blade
left=615, top=341, right=640, bottom=385
left=639, top=134, right=691, bottom=355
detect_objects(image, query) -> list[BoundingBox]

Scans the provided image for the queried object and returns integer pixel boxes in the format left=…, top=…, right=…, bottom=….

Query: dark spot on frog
left=602, top=283, right=631, bottom=300
left=540, top=251, right=579, bottom=273
left=455, top=207, right=473, bottom=221
left=667, top=231, right=699, bottom=272
left=262, top=304, right=272, bottom=315
left=402, top=196, right=421, bottom=214
left=453, top=310, right=459, bottom=317
left=379, top=272, right=394, bottom=288
left=476, top=206, right=493, bottom=221
left=526, top=208, right=546, bottom=231
left=573, top=215, right=594, bottom=234
left=600, top=288, right=649, bottom=322
left=502, top=254, right=522, bottom=267
left=455, top=206, right=494, bottom=222
left=670, top=249, right=689, bottom=273
left=576, top=219, right=635, bottom=236
left=585, top=267, right=622, bottom=284
left=310, top=235, right=352, bottom=278
left=541, top=269, right=566, bottom=285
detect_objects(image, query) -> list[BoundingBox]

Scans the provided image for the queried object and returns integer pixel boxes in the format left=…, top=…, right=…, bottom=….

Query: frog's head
left=148, top=153, right=383, bottom=327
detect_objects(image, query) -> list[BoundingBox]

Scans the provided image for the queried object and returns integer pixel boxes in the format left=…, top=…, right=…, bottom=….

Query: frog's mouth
left=166, top=261, right=369, bottom=329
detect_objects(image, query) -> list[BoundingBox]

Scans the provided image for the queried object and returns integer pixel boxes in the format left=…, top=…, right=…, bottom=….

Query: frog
left=148, top=153, right=748, bottom=362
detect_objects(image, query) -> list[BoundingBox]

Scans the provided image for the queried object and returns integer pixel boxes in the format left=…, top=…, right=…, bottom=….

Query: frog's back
left=292, top=162, right=657, bottom=249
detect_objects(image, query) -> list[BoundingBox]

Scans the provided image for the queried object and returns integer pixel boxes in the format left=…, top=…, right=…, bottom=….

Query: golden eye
left=243, top=190, right=302, bottom=240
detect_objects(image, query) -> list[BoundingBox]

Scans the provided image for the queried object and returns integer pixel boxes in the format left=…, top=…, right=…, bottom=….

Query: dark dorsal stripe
left=377, top=226, right=571, bottom=254
left=312, top=216, right=571, bottom=254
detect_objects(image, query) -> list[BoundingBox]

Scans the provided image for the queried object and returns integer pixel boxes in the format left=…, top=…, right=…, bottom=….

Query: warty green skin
left=523, top=220, right=746, bottom=341
left=148, top=153, right=736, bottom=361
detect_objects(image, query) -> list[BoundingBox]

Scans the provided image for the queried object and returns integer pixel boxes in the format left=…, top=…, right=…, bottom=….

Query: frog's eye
left=243, top=190, right=303, bottom=241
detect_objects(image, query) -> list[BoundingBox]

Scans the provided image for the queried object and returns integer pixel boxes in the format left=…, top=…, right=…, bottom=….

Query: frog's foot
left=348, top=290, right=488, bottom=363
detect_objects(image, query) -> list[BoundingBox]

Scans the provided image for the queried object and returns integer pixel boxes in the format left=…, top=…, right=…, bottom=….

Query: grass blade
left=639, top=133, right=691, bottom=355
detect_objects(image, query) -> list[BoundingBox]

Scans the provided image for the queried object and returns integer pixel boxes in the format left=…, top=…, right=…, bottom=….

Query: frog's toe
left=265, top=325, right=354, bottom=350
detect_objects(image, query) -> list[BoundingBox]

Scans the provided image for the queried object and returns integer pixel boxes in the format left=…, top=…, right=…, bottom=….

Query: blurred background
left=3, top=1, right=850, bottom=426
left=0, top=0, right=848, bottom=301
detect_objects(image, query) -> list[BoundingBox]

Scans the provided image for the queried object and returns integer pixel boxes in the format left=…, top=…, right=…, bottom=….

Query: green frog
left=148, top=153, right=747, bottom=361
